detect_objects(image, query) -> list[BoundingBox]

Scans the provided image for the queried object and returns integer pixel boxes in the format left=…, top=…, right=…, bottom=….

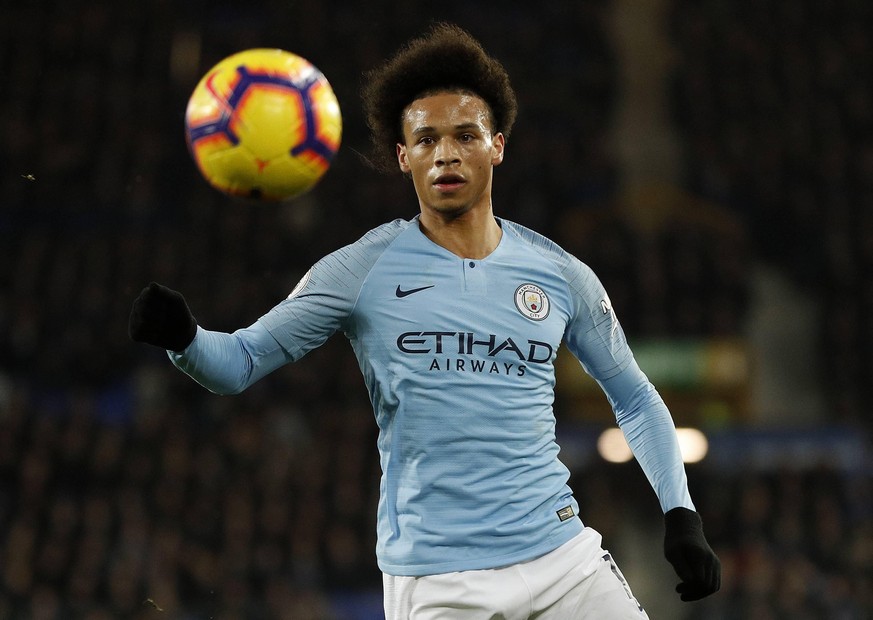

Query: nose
left=434, top=139, right=461, bottom=166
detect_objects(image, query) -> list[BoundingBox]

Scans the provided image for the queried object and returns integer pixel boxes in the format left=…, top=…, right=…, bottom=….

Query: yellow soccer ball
left=185, top=49, right=342, bottom=201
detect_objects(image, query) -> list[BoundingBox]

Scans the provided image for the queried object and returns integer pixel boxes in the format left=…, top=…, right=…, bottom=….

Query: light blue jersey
left=169, top=217, right=693, bottom=576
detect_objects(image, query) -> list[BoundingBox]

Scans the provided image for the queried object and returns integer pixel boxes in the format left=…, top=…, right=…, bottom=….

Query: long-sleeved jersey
left=169, top=216, right=694, bottom=576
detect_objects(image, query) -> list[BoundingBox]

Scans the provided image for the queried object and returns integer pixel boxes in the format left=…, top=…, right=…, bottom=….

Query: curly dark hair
left=361, top=22, right=518, bottom=173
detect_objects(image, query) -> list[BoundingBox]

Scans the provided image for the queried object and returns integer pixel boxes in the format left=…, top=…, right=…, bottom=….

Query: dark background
left=1, top=0, right=870, bottom=618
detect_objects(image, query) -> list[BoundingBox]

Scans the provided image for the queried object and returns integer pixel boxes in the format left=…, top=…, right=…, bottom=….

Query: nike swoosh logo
left=395, top=285, right=435, bottom=298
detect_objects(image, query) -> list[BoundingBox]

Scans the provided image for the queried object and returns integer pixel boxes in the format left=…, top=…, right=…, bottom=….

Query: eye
left=459, top=133, right=476, bottom=143
left=417, top=136, right=435, bottom=146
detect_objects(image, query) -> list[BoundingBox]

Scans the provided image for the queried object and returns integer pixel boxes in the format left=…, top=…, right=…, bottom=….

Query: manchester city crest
left=514, top=283, right=550, bottom=321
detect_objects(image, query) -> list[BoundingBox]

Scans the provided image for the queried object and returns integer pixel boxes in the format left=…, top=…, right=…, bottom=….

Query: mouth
left=432, top=173, right=466, bottom=192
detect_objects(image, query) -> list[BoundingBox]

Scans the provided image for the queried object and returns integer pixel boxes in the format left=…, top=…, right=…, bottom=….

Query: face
left=396, top=92, right=505, bottom=219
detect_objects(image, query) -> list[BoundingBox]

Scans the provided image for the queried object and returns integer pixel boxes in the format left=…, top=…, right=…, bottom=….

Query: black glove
left=129, top=282, right=197, bottom=352
left=664, top=507, right=721, bottom=601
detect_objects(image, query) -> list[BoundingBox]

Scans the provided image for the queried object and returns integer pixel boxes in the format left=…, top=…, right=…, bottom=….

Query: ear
left=396, top=143, right=410, bottom=173
left=491, top=132, right=506, bottom=166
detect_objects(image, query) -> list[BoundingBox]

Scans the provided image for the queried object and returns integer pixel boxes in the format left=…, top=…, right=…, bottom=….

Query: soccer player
left=130, top=23, right=720, bottom=618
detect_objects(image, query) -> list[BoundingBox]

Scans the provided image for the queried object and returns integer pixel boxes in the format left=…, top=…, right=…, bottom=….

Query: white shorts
left=383, top=527, right=649, bottom=619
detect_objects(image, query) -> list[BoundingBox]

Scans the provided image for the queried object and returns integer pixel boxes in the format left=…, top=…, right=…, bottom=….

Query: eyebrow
left=411, top=122, right=483, bottom=136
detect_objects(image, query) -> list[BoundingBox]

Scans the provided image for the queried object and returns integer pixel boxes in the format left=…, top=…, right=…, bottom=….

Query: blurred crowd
left=685, top=467, right=871, bottom=619
left=669, top=0, right=873, bottom=424
left=0, top=0, right=870, bottom=618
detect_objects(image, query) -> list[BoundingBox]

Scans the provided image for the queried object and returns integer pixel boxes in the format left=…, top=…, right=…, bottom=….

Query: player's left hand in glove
left=664, top=507, right=721, bottom=601
left=129, top=282, right=197, bottom=352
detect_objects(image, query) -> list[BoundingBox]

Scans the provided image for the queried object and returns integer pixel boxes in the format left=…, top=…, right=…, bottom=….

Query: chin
left=430, top=202, right=472, bottom=219
left=429, top=194, right=473, bottom=212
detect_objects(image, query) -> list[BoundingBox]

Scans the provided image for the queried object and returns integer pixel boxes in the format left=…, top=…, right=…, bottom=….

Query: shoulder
left=354, top=218, right=414, bottom=250
left=284, top=219, right=413, bottom=300
left=500, top=219, right=613, bottom=319
left=336, top=218, right=413, bottom=261
left=313, top=219, right=413, bottom=278
left=500, top=219, right=594, bottom=283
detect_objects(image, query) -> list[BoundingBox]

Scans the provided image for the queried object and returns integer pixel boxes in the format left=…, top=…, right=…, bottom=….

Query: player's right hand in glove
left=664, top=507, right=721, bottom=601
left=129, top=282, right=198, bottom=352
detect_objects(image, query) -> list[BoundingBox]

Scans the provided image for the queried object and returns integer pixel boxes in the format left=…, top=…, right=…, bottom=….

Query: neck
left=418, top=206, right=502, bottom=259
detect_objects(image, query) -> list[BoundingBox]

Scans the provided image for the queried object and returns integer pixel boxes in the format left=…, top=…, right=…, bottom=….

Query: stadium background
left=1, top=0, right=870, bottom=618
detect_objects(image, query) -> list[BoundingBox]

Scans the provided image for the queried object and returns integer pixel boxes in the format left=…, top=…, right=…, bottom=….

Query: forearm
left=597, top=360, right=695, bottom=513
left=168, top=322, right=291, bottom=395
